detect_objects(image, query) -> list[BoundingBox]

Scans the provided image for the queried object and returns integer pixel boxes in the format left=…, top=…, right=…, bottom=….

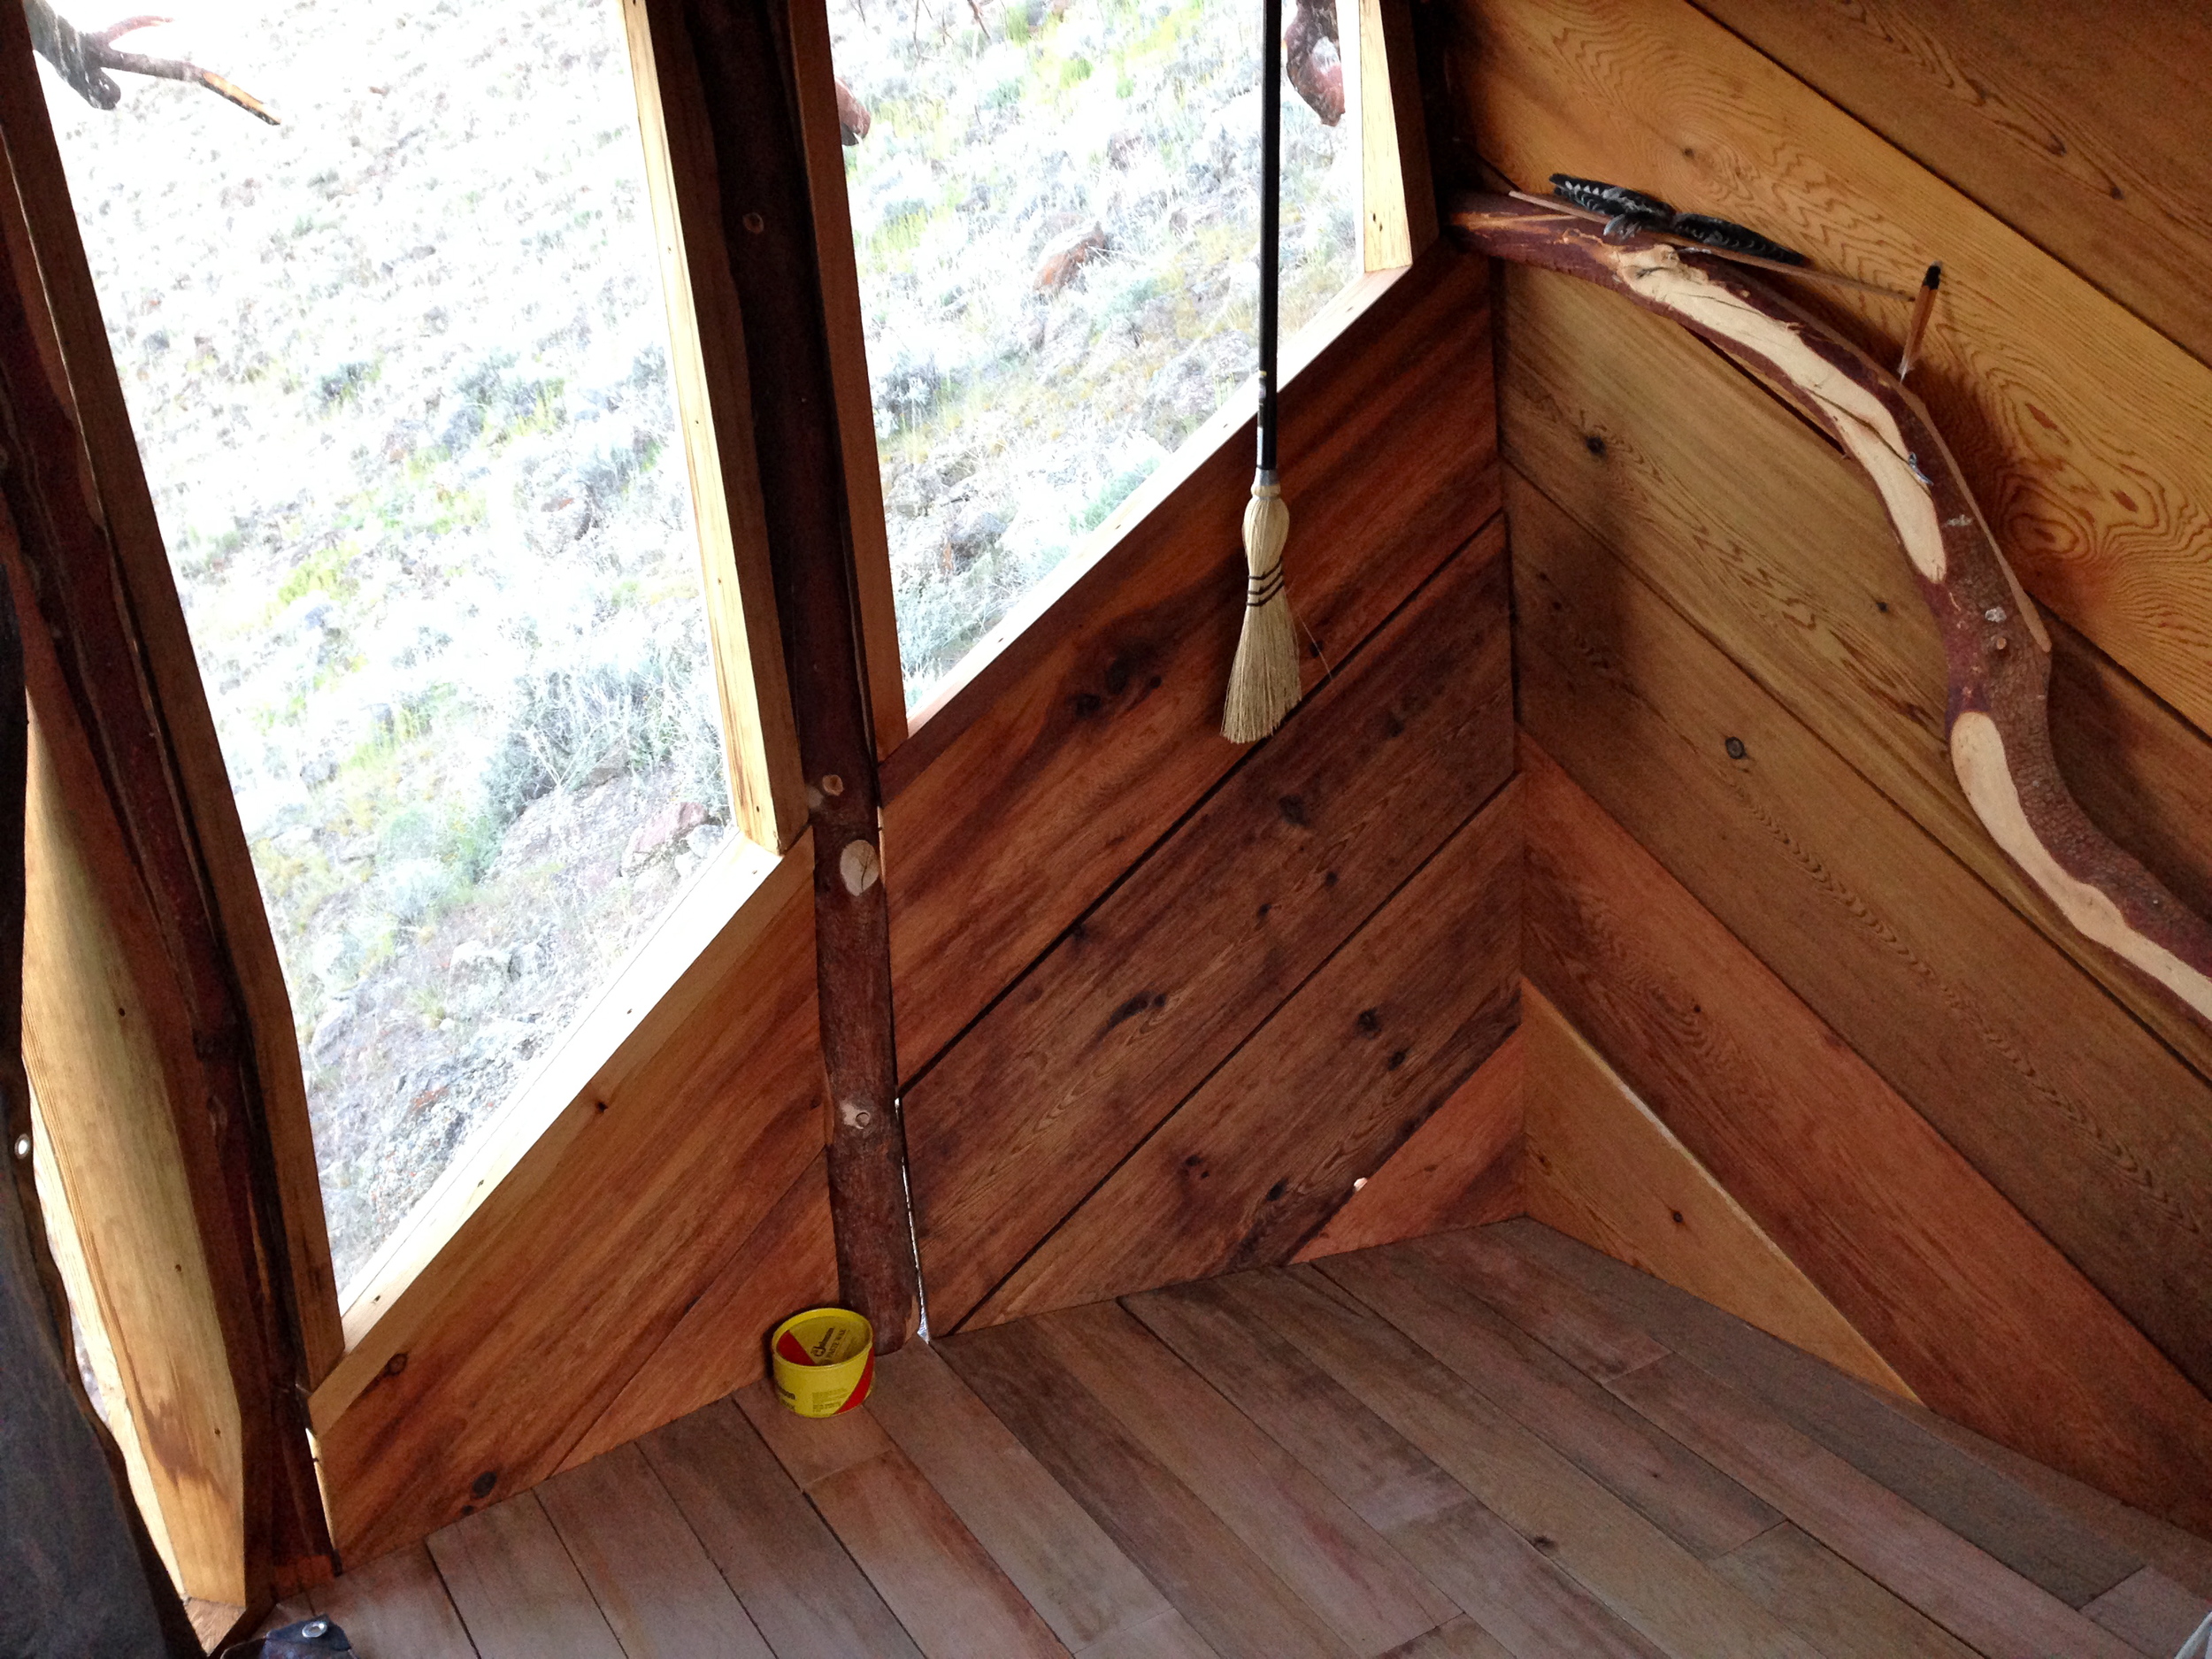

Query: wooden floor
left=283, top=1221, right=2212, bottom=1659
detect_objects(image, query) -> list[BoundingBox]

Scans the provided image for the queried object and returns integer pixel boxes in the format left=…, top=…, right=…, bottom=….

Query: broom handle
left=1257, top=0, right=1281, bottom=475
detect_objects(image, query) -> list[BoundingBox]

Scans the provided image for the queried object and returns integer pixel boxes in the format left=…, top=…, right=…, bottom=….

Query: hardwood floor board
left=911, top=528, right=1513, bottom=1331
left=426, top=1494, right=624, bottom=1659
left=1223, top=1265, right=1826, bottom=1659
left=1511, top=479, right=2212, bottom=1440
left=733, top=1375, right=890, bottom=1490
left=1078, top=1609, right=1223, bottom=1659
left=1379, top=1617, right=1513, bottom=1659
left=537, top=1443, right=773, bottom=1659
left=640, top=1399, right=921, bottom=1659
left=974, top=775, right=1522, bottom=1325
left=1606, top=1355, right=2139, bottom=1659
left=869, top=1341, right=1185, bottom=1654
left=2084, top=1568, right=2212, bottom=1659
left=803, top=1450, right=1071, bottom=1659
left=310, top=1544, right=476, bottom=1659
left=1486, top=1219, right=2148, bottom=1608
left=940, top=1317, right=1359, bottom=1659
left=1028, top=1300, right=1458, bottom=1654
left=1320, top=1242, right=1781, bottom=1559
left=1709, top=1525, right=1977, bottom=1659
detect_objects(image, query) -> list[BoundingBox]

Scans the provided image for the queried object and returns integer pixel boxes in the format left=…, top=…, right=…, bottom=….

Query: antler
left=23, top=1, right=277, bottom=123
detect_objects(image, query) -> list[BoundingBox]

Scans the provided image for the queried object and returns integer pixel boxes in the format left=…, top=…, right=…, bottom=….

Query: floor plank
left=537, top=1442, right=773, bottom=1659
left=1319, top=1242, right=1781, bottom=1559
left=1379, top=1617, right=1515, bottom=1659
left=1029, top=1300, right=1458, bottom=1654
left=941, top=1317, right=1358, bottom=1659
left=311, top=1544, right=477, bottom=1659
left=869, top=1341, right=1195, bottom=1655
left=1125, top=1279, right=1672, bottom=1659
left=426, top=1494, right=624, bottom=1659
left=640, top=1398, right=922, bottom=1659
left=1607, top=1355, right=2139, bottom=1659
left=1223, top=1266, right=1827, bottom=1659
left=1709, top=1525, right=1977, bottom=1659
left=2085, top=1567, right=2212, bottom=1659
left=1487, top=1219, right=2147, bottom=1607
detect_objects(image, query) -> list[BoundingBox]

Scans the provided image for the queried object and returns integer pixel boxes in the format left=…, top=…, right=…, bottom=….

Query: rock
left=449, top=939, right=516, bottom=980
left=1034, top=223, right=1108, bottom=293
left=941, top=505, right=1006, bottom=572
left=624, top=799, right=709, bottom=871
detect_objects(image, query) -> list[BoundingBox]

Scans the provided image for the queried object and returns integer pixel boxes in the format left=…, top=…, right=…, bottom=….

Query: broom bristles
left=1223, top=479, right=1302, bottom=743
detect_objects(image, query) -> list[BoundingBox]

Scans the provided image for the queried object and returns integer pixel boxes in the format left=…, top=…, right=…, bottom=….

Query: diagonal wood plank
left=869, top=1341, right=1199, bottom=1655
left=2085, top=1568, right=2212, bottom=1659
left=1605, top=1355, right=2143, bottom=1659
left=311, top=1544, right=477, bottom=1659
left=1515, top=981, right=1911, bottom=1398
left=1223, top=1265, right=1826, bottom=1659
left=537, top=1442, right=773, bottom=1659
left=1294, top=1027, right=1523, bottom=1263
left=975, top=778, right=1522, bottom=1325
left=1449, top=0, right=2212, bottom=741
left=941, top=1317, right=1358, bottom=1659
left=911, top=528, right=1513, bottom=1330
left=1320, top=1242, right=1781, bottom=1559
left=1027, top=1300, right=1458, bottom=1654
left=640, top=1399, right=921, bottom=1659
left=1379, top=1619, right=1514, bottom=1659
left=1511, top=471, right=2212, bottom=1431
left=426, top=1494, right=623, bottom=1659
left=1478, top=1219, right=2147, bottom=1607
left=734, top=1381, right=1070, bottom=1659
left=1709, top=1525, right=1977, bottom=1659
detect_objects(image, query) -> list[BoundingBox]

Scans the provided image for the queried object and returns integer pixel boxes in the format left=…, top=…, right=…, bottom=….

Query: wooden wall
left=1440, top=0, right=2212, bottom=1534
left=313, top=249, right=1517, bottom=1563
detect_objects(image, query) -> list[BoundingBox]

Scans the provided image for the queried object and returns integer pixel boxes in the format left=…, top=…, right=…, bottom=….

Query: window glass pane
left=39, top=0, right=733, bottom=1291
left=829, top=0, right=1362, bottom=707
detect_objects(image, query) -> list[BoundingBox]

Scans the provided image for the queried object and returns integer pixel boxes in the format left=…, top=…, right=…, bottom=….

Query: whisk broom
left=1222, top=0, right=1301, bottom=743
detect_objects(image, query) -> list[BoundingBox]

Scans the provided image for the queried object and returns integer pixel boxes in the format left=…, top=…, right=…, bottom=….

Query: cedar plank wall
left=318, top=250, right=1516, bottom=1563
left=1444, top=0, right=2212, bottom=1533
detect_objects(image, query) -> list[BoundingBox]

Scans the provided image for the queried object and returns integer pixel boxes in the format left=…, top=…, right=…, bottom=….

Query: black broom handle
left=1257, top=0, right=1281, bottom=477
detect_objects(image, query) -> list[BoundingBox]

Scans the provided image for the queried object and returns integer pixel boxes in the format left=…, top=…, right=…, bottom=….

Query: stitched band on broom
left=1223, top=0, right=1301, bottom=743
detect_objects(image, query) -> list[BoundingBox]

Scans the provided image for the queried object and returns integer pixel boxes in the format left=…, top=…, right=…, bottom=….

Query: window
left=39, top=0, right=738, bottom=1290
left=828, top=0, right=1365, bottom=706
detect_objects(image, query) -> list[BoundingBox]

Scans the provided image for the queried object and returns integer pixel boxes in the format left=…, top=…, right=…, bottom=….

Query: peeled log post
left=1450, top=192, right=2212, bottom=1036
left=680, top=0, right=918, bottom=1348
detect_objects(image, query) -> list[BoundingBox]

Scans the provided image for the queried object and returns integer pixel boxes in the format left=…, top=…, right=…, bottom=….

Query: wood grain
left=882, top=250, right=1497, bottom=1079
left=1606, top=1354, right=2143, bottom=1659
left=1689, top=0, right=2212, bottom=370
left=1517, top=728, right=2212, bottom=1533
left=641, top=1398, right=922, bottom=1659
left=974, top=777, right=1520, bottom=1325
left=1491, top=1219, right=2148, bottom=1608
left=1447, top=0, right=2212, bottom=742
left=941, top=1317, right=1361, bottom=1659
left=1227, top=1267, right=1826, bottom=1659
left=1517, top=983, right=1911, bottom=1398
left=1498, top=266, right=2212, bottom=1077
left=1709, top=1524, right=1977, bottom=1659
left=426, top=1494, right=624, bottom=1659
left=310, top=1545, right=476, bottom=1659
left=1318, top=1245, right=1784, bottom=1560
left=868, top=1340, right=1188, bottom=1655
left=1511, top=482, right=2212, bottom=1409
left=1026, top=1300, right=1458, bottom=1655
left=538, top=1443, right=774, bottom=1659
left=2084, top=1567, right=2212, bottom=1659
left=911, top=531, right=1513, bottom=1329
left=1294, top=1028, right=1523, bottom=1263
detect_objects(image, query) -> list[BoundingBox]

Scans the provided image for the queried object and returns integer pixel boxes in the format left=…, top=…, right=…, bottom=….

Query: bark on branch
left=1450, top=191, right=2212, bottom=1036
left=24, top=0, right=277, bottom=123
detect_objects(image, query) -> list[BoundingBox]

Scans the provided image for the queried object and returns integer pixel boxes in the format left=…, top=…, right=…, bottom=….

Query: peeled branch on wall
left=1285, top=0, right=1342, bottom=127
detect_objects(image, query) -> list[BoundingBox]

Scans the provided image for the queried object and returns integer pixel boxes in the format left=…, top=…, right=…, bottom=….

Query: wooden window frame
left=0, top=0, right=1435, bottom=1596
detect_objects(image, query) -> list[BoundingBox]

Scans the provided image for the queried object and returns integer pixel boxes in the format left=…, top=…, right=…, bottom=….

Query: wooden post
left=671, top=0, right=919, bottom=1348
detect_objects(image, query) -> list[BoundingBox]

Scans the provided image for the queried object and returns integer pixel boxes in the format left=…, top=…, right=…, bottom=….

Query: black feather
left=1548, top=173, right=1676, bottom=225
left=1671, top=212, right=1807, bottom=265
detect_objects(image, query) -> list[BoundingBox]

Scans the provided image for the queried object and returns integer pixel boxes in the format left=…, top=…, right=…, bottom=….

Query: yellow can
left=770, top=1306, right=876, bottom=1417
